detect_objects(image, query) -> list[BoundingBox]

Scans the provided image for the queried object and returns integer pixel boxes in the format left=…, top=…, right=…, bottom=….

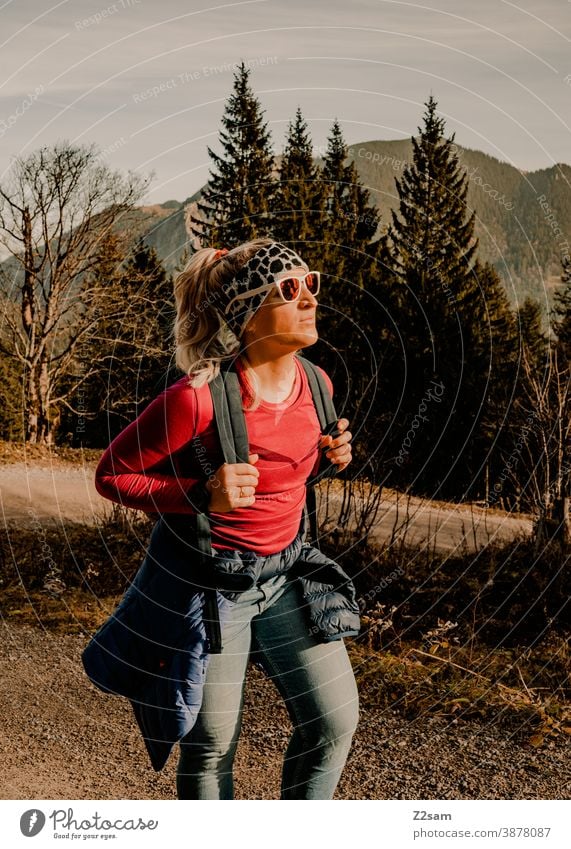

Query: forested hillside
left=123, top=142, right=570, bottom=315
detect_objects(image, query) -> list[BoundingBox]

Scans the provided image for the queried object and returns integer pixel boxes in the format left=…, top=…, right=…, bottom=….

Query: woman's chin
left=296, top=333, right=318, bottom=348
left=274, top=327, right=319, bottom=349
left=297, top=326, right=318, bottom=342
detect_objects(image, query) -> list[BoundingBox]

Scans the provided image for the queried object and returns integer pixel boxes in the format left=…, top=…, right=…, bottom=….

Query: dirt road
left=1, top=463, right=566, bottom=801
left=0, top=462, right=533, bottom=553
left=1, top=622, right=568, bottom=800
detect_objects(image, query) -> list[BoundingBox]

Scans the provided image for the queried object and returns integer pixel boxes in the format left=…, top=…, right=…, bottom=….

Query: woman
left=94, top=238, right=359, bottom=800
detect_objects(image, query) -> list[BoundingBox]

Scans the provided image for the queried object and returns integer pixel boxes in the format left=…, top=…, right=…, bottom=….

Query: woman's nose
left=300, top=282, right=318, bottom=304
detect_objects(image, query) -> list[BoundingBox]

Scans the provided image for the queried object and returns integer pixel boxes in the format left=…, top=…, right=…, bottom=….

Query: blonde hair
left=173, top=237, right=275, bottom=410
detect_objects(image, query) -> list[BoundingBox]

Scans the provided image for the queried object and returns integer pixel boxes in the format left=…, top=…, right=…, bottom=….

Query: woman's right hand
left=206, top=453, right=260, bottom=513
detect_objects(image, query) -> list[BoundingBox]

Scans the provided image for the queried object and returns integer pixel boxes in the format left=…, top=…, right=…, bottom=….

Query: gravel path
left=1, top=622, right=568, bottom=801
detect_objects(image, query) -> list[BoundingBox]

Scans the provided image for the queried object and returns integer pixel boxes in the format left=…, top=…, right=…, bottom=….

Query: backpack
left=182, top=352, right=342, bottom=653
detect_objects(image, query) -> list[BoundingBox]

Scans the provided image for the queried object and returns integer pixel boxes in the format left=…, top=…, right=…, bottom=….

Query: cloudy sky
left=1, top=0, right=569, bottom=203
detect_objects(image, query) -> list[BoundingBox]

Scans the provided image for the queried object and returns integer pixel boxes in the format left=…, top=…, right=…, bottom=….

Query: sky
left=0, top=0, right=570, bottom=205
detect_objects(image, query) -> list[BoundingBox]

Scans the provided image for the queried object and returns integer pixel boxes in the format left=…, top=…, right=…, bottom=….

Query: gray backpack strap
left=213, top=363, right=250, bottom=465
left=192, top=510, right=222, bottom=654
left=297, top=355, right=340, bottom=484
left=296, top=355, right=340, bottom=548
left=195, top=360, right=250, bottom=654
left=297, top=355, right=335, bottom=429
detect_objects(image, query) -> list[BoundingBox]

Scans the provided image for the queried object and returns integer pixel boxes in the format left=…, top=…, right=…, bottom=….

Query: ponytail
left=173, top=237, right=274, bottom=408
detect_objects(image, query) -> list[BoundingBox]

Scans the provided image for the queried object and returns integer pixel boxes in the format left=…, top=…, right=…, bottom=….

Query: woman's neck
left=239, top=351, right=298, bottom=403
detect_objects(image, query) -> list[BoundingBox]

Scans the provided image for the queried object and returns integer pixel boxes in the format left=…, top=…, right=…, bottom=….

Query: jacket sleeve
left=95, top=381, right=207, bottom=514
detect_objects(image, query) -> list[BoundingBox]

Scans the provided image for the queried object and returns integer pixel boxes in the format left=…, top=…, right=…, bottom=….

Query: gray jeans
left=176, top=544, right=360, bottom=800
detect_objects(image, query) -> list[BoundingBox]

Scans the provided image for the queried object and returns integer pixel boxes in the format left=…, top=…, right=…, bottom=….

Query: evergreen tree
left=502, top=298, right=569, bottom=518
left=65, top=236, right=174, bottom=446
left=553, top=255, right=571, bottom=359
left=189, top=61, right=277, bottom=247
left=174, top=245, right=191, bottom=275
left=57, top=231, right=125, bottom=446
left=386, top=95, right=478, bottom=325
left=551, top=257, right=571, bottom=510
left=111, top=237, right=174, bottom=413
left=319, top=119, right=381, bottom=284
left=129, top=237, right=175, bottom=389
left=508, top=297, right=551, bottom=506
left=470, top=260, right=519, bottom=403
left=383, top=94, right=484, bottom=498
left=315, top=119, right=383, bottom=380
left=518, top=296, right=549, bottom=373
left=273, top=107, right=324, bottom=266
left=469, top=260, right=520, bottom=501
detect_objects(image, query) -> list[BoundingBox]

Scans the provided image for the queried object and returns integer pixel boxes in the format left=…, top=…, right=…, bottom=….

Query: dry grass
left=0, top=438, right=101, bottom=467
left=348, top=637, right=571, bottom=746
left=0, top=585, right=123, bottom=634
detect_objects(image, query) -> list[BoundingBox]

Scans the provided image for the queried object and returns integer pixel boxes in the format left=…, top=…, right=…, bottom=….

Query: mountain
left=3, top=143, right=569, bottom=320
left=139, top=141, right=570, bottom=317
left=323, top=140, right=570, bottom=311
left=138, top=189, right=202, bottom=270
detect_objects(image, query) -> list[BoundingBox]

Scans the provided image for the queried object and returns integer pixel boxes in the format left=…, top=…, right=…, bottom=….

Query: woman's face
left=241, top=265, right=319, bottom=353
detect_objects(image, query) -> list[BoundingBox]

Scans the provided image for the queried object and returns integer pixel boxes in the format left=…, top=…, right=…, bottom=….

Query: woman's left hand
left=319, top=418, right=353, bottom=472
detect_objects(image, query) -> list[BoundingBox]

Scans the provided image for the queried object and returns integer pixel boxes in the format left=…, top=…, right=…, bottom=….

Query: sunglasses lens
left=279, top=277, right=301, bottom=301
left=305, top=272, right=319, bottom=294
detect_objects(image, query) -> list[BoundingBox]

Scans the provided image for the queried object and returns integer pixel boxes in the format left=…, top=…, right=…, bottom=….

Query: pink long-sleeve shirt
left=95, top=356, right=334, bottom=555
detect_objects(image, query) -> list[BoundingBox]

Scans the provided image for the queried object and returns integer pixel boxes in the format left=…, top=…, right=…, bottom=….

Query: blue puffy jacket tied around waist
left=81, top=509, right=361, bottom=772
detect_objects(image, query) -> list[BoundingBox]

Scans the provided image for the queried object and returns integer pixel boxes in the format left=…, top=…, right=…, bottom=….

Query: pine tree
left=504, top=298, right=569, bottom=519
left=310, top=119, right=385, bottom=474
left=56, top=231, right=126, bottom=446
left=114, top=237, right=174, bottom=409
left=551, top=257, right=571, bottom=512
left=553, top=255, right=571, bottom=360
left=518, top=296, right=549, bottom=373
left=273, top=107, right=324, bottom=265
left=174, top=245, right=191, bottom=275
left=464, top=260, right=518, bottom=406
left=383, top=94, right=485, bottom=497
left=386, top=95, right=478, bottom=323
left=69, top=237, right=174, bottom=446
left=469, top=260, right=520, bottom=500
left=319, top=119, right=381, bottom=283
left=189, top=61, right=277, bottom=247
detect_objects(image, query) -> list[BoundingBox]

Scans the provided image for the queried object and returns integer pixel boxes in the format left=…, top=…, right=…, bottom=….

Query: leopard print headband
left=219, top=242, right=307, bottom=338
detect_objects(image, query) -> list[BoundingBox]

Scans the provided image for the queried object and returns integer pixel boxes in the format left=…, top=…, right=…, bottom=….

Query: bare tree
left=505, top=342, right=571, bottom=544
left=317, top=448, right=385, bottom=553
left=0, top=141, right=151, bottom=443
